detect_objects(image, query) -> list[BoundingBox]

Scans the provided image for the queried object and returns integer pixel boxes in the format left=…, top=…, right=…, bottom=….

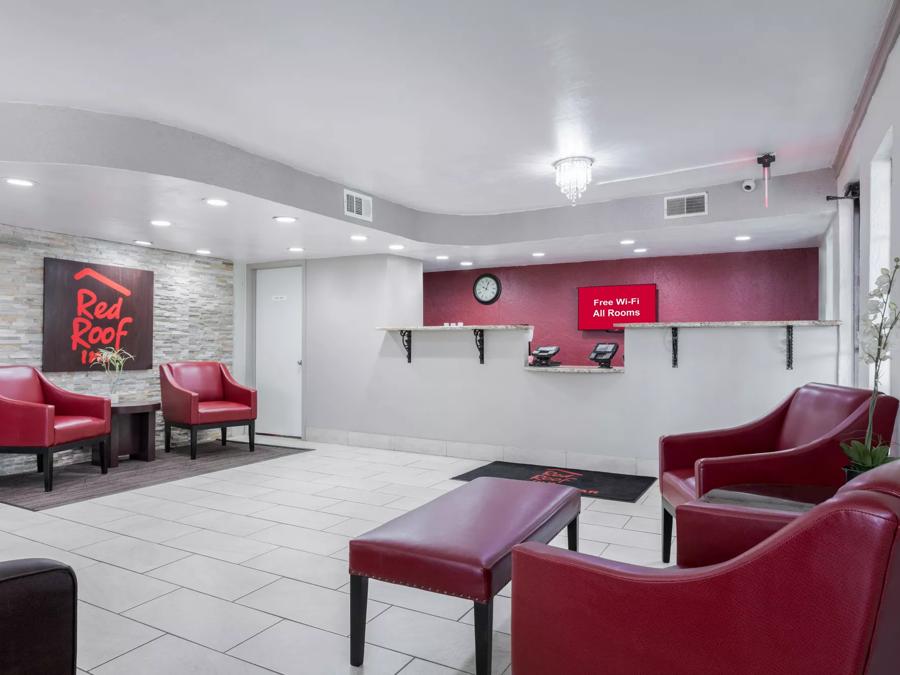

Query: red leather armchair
left=0, top=366, right=110, bottom=491
left=510, top=460, right=900, bottom=675
left=658, top=383, right=898, bottom=561
left=160, top=361, right=256, bottom=459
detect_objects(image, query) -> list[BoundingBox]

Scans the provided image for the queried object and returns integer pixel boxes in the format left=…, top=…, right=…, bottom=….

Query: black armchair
left=0, top=558, right=77, bottom=674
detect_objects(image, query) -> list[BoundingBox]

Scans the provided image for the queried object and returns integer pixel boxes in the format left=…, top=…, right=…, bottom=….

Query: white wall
left=303, top=255, right=423, bottom=436
left=837, top=37, right=900, bottom=394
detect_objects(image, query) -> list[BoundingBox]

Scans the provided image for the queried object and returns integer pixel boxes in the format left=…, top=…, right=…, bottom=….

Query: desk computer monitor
left=531, top=346, right=561, bottom=367
left=588, top=342, right=618, bottom=368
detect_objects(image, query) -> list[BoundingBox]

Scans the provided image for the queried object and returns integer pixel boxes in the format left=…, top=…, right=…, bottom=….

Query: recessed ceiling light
left=735, top=235, right=752, bottom=241
left=273, top=216, right=297, bottom=224
left=195, top=249, right=211, bottom=255
left=620, top=239, right=635, bottom=245
left=288, top=246, right=304, bottom=253
left=150, top=220, right=172, bottom=227
left=204, top=198, right=228, bottom=207
left=435, top=255, right=449, bottom=261
left=133, top=240, right=153, bottom=247
left=460, top=261, right=474, bottom=267
left=389, top=244, right=405, bottom=251
left=350, top=234, right=368, bottom=242
left=5, top=178, right=34, bottom=187
left=633, top=248, right=648, bottom=253
left=532, top=252, right=545, bottom=257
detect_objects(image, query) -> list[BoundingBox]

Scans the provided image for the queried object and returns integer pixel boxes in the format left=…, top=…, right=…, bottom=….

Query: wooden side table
left=93, top=401, right=161, bottom=468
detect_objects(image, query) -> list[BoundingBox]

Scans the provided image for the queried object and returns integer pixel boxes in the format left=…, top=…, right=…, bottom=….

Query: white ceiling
left=0, top=0, right=890, bottom=215
left=0, top=162, right=830, bottom=270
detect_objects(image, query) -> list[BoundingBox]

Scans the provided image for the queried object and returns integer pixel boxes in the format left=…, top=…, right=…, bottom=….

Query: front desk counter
left=339, top=321, right=844, bottom=473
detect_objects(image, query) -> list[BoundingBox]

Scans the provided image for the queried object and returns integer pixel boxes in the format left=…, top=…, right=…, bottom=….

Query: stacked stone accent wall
left=0, top=223, right=233, bottom=475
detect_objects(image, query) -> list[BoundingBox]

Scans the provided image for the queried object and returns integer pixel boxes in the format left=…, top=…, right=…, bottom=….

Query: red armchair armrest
left=511, top=494, right=897, bottom=675
left=695, top=395, right=895, bottom=494
left=659, top=391, right=793, bottom=475
left=0, top=395, right=54, bottom=446
left=219, top=364, right=257, bottom=415
left=38, top=373, right=110, bottom=431
left=159, top=365, right=199, bottom=425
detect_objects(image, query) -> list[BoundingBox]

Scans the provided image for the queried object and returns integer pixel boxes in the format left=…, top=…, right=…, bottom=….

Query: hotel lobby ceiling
left=0, top=0, right=890, bottom=214
left=0, top=161, right=831, bottom=269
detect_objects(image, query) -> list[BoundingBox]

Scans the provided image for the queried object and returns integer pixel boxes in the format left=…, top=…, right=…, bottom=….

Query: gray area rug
left=0, top=441, right=313, bottom=511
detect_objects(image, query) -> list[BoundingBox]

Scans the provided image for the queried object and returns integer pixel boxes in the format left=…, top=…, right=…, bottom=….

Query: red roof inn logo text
left=71, top=267, right=134, bottom=365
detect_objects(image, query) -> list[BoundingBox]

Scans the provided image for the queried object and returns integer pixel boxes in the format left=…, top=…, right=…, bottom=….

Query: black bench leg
left=43, top=449, right=53, bottom=492
left=99, top=436, right=109, bottom=474
left=474, top=599, right=493, bottom=675
left=350, top=574, right=368, bottom=667
left=248, top=420, right=255, bottom=452
left=36, top=453, right=43, bottom=473
left=164, top=423, right=171, bottom=452
left=567, top=515, right=579, bottom=551
left=190, top=428, right=198, bottom=460
left=662, top=504, right=674, bottom=563
left=221, top=427, right=227, bottom=446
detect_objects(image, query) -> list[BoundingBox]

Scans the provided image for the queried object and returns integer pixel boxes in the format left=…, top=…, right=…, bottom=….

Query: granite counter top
left=616, top=320, right=840, bottom=328
left=524, top=366, right=625, bottom=374
left=377, top=325, right=533, bottom=331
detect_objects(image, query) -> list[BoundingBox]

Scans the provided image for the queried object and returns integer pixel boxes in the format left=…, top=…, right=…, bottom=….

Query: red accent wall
left=423, top=248, right=819, bottom=367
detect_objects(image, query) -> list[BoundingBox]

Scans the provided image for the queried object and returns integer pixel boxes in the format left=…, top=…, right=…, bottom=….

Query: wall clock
left=473, top=273, right=501, bottom=305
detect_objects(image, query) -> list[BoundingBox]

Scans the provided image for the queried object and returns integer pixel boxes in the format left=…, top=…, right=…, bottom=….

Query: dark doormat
left=0, top=441, right=314, bottom=511
left=452, top=461, right=655, bottom=503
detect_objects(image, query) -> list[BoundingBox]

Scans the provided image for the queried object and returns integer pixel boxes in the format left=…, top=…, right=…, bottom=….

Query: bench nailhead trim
left=348, top=569, right=488, bottom=602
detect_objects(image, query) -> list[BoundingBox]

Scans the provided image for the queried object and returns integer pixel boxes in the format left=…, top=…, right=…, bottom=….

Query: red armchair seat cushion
left=196, top=401, right=253, bottom=424
left=53, top=415, right=107, bottom=445
left=349, top=477, right=580, bottom=602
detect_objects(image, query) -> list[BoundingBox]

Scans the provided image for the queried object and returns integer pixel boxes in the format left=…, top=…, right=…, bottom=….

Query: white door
left=255, top=267, right=303, bottom=436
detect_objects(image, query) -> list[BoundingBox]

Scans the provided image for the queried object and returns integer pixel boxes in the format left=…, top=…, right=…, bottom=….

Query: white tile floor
left=0, top=438, right=673, bottom=674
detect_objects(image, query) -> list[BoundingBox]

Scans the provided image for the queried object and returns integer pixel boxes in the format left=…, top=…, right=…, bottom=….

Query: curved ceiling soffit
left=0, top=102, right=834, bottom=247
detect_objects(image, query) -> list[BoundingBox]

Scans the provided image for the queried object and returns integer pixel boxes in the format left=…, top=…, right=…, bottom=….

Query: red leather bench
left=349, top=476, right=581, bottom=675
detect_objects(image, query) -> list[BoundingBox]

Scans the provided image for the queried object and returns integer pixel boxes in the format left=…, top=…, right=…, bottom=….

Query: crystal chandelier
left=553, top=156, right=594, bottom=206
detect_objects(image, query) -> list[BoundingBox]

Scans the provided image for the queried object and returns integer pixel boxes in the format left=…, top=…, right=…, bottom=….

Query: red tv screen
left=577, top=284, right=658, bottom=330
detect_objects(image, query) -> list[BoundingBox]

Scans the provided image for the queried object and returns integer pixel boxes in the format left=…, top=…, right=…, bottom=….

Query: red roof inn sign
left=577, top=284, right=658, bottom=330
left=42, top=258, right=154, bottom=372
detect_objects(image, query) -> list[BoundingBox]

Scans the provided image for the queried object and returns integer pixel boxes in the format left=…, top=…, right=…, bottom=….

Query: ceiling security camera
left=742, top=179, right=756, bottom=192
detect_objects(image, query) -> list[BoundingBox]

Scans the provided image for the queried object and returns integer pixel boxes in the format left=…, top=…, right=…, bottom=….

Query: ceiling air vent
left=664, top=192, right=708, bottom=219
left=344, top=189, right=373, bottom=222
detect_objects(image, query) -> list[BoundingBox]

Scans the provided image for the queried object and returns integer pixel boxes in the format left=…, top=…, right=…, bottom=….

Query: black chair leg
left=662, top=505, right=674, bottom=563
left=567, top=516, right=579, bottom=551
left=164, top=423, right=171, bottom=452
left=350, top=574, right=368, bottom=667
left=99, top=436, right=109, bottom=474
left=248, top=420, right=255, bottom=452
left=190, top=427, right=198, bottom=460
left=221, top=427, right=227, bottom=446
left=36, top=453, right=43, bottom=473
left=43, top=449, right=53, bottom=492
left=474, top=599, right=493, bottom=675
